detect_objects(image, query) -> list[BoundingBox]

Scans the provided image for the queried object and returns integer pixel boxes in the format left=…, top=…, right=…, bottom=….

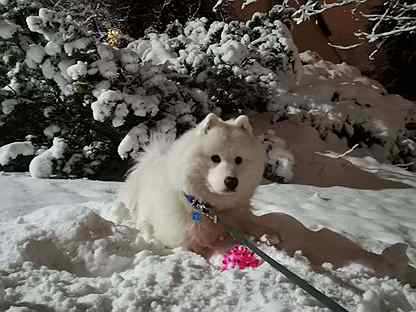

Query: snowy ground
left=0, top=173, right=416, bottom=312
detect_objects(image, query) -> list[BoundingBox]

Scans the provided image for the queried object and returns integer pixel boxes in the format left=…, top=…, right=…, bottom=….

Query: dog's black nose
left=224, top=176, right=238, bottom=191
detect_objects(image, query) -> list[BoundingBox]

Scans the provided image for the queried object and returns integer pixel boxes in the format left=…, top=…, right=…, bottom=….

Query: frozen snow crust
left=1, top=174, right=416, bottom=311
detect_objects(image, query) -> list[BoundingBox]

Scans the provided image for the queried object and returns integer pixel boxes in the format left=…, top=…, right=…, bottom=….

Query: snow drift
left=0, top=174, right=415, bottom=311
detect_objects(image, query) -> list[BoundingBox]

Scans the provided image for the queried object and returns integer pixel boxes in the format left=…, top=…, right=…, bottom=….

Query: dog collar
left=184, top=193, right=219, bottom=224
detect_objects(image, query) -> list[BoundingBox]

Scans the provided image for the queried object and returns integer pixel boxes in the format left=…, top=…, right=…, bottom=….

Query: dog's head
left=184, top=113, right=265, bottom=206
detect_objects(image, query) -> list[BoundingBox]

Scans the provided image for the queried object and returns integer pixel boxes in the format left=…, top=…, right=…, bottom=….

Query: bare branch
left=328, top=42, right=364, bottom=50
left=271, top=0, right=416, bottom=56
left=315, top=144, right=360, bottom=159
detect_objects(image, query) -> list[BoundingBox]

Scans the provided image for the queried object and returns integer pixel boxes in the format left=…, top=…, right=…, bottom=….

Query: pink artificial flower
left=222, top=245, right=263, bottom=271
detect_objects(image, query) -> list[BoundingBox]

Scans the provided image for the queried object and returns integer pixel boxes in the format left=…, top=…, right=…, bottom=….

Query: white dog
left=119, top=113, right=416, bottom=286
left=119, top=113, right=272, bottom=254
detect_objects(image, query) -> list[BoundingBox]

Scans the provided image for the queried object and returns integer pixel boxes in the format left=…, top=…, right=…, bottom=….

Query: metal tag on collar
left=184, top=193, right=218, bottom=223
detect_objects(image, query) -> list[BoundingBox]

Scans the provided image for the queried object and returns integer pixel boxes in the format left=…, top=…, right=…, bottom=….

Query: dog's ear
left=198, top=113, right=222, bottom=135
left=235, top=115, right=253, bottom=135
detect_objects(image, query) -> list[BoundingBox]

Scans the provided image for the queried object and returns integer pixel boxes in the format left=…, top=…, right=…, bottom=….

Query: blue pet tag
left=192, top=211, right=202, bottom=223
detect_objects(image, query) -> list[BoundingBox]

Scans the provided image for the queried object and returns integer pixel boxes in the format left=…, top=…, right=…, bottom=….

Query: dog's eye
left=211, top=155, right=221, bottom=163
left=235, top=156, right=242, bottom=165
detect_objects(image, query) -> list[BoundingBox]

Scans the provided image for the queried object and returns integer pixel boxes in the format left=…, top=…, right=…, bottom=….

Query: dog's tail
left=118, top=134, right=174, bottom=215
left=140, top=133, right=174, bottom=165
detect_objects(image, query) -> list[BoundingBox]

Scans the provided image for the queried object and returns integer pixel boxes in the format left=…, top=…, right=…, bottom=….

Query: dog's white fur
left=119, top=114, right=416, bottom=286
left=119, top=113, right=265, bottom=249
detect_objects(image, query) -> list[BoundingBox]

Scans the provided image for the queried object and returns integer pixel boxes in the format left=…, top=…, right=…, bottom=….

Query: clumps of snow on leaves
left=18, top=6, right=302, bottom=168
left=0, top=18, right=19, bottom=39
left=88, top=13, right=302, bottom=161
left=128, top=15, right=302, bottom=83
left=2, top=3, right=416, bottom=180
left=24, top=8, right=94, bottom=96
left=1, top=99, right=18, bottom=115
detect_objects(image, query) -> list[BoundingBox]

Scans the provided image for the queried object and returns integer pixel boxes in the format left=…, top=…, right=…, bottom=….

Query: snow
left=0, top=19, right=19, bottom=39
left=2, top=9, right=416, bottom=309
left=66, top=61, right=88, bottom=80
left=127, top=16, right=300, bottom=83
left=26, top=16, right=43, bottom=33
left=134, top=33, right=178, bottom=66
left=0, top=173, right=415, bottom=311
left=0, top=142, right=35, bottom=166
left=25, top=44, right=45, bottom=69
left=38, top=8, right=57, bottom=23
left=91, top=88, right=161, bottom=129
left=92, top=80, right=111, bottom=98
left=124, top=92, right=160, bottom=117
left=263, top=51, right=415, bottom=165
left=117, top=124, right=149, bottom=159
left=43, top=124, right=61, bottom=138
left=29, top=138, right=67, bottom=178
left=44, top=41, right=61, bottom=56
left=47, top=59, right=75, bottom=94
left=96, top=60, right=119, bottom=80
left=120, top=49, right=139, bottom=65
left=41, top=58, right=56, bottom=79
left=52, top=72, right=70, bottom=94
left=343, top=156, right=416, bottom=188
left=25, top=10, right=60, bottom=42
left=209, top=40, right=249, bottom=65
left=241, top=0, right=258, bottom=9
left=253, top=184, right=416, bottom=256
left=57, top=59, right=76, bottom=81
left=110, top=103, right=128, bottom=127
left=212, top=0, right=223, bottom=12
left=91, top=90, right=124, bottom=123
left=1, top=99, right=18, bottom=115
left=97, top=43, right=115, bottom=62
left=63, top=37, right=91, bottom=56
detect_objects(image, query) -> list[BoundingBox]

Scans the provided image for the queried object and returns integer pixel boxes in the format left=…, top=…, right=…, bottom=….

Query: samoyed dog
left=119, top=113, right=416, bottom=285
left=119, top=113, right=269, bottom=255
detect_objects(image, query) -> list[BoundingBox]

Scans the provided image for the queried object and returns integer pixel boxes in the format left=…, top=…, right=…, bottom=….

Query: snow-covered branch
left=270, top=0, right=416, bottom=54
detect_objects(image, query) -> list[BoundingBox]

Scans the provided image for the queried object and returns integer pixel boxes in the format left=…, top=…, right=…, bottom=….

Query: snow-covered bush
left=1, top=1, right=415, bottom=180
left=86, top=13, right=302, bottom=160
left=0, top=1, right=128, bottom=178
left=282, top=51, right=416, bottom=169
left=0, top=141, right=35, bottom=171
left=29, top=137, right=67, bottom=178
left=1, top=1, right=302, bottom=179
left=0, top=1, right=60, bottom=146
